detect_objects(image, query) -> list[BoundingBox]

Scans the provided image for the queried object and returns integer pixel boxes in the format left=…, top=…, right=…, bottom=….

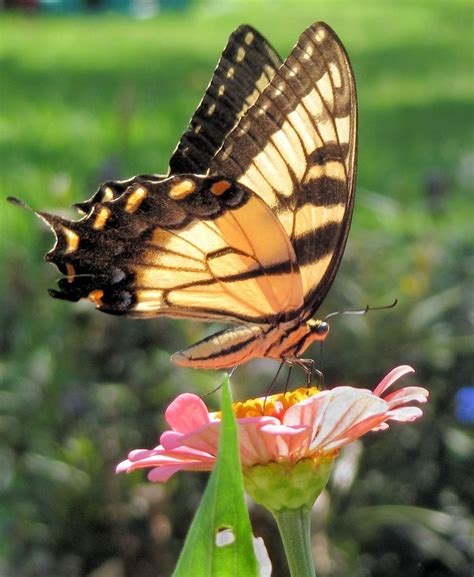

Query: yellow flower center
left=228, top=387, right=320, bottom=421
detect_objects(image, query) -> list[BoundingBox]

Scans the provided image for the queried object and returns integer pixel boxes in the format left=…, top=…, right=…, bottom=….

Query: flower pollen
left=231, top=387, right=320, bottom=420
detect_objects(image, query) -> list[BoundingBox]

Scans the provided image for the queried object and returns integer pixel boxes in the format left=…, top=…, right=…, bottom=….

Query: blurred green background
left=1, top=1, right=473, bottom=576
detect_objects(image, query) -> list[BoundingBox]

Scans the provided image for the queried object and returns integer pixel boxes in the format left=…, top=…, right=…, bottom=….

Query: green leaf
left=172, top=375, right=259, bottom=577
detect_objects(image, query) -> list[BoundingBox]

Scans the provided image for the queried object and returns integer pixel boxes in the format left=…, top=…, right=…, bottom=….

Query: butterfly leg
left=284, top=365, right=293, bottom=393
left=267, top=361, right=285, bottom=393
left=201, top=367, right=238, bottom=400
left=283, top=357, right=324, bottom=388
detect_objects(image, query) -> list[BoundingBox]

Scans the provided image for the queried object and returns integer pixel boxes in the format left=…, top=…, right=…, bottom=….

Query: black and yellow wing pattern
left=23, top=22, right=357, bottom=370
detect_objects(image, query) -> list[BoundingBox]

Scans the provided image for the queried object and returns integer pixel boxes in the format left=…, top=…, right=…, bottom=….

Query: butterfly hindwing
left=43, top=175, right=303, bottom=324
left=210, top=22, right=357, bottom=317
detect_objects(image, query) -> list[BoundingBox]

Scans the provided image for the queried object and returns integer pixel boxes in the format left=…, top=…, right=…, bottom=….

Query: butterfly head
left=292, top=319, right=329, bottom=359
left=307, top=319, right=330, bottom=342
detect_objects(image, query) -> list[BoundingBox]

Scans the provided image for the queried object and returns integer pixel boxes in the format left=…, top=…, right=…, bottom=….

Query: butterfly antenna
left=324, top=298, right=398, bottom=321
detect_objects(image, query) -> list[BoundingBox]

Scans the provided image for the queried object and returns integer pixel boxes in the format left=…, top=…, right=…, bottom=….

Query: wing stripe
left=135, top=260, right=293, bottom=292
left=133, top=292, right=274, bottom=323
left=298, top=175, right=347, bottom=206
left=274, top=63, right=323, bottom=155
left=285, top=62, right=325, bottom=150
left=249, top=91, right=308, bottom=191
left=292, top=222, right=341, bottom=267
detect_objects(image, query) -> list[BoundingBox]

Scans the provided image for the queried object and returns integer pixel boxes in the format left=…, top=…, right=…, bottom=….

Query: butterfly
left=16, top=22, right=357, bottom=375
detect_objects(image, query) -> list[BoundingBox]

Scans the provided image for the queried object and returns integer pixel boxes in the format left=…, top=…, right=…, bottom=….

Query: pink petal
left=277, top=427, right=313, bottom=461
left=382, top=386, right=429, bottom=407
left=165, top=393, right=212, bottom=433
left=371, top=422, right=390, bottom=431
left=322, top=412, right=389, bottom=450
left=235, top=418, right=280, bottom=465
left=259, top=423, right=312, bottom=461
left=178, top=422, right=221, bottom=454
left=127, top=448, right=156, bottom=462
left=148, top=460, right=215, bottom=482
left=259, top=424, right=308, bottom=436
left=160, top=431, right=184, bottom=450
left=310, top=388, right=387, bottom=450
left=116, top=460, right=134, bottom=473
left=386, top=406, right=424, bottom=421
left=148, top=465, right=185, bottom=482
left=372, top=365, right=415, bottom=397
left=283, top=390, right=331, bottom=429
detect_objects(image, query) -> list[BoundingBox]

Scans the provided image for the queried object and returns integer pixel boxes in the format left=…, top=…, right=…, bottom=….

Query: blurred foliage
left=1, top=1, right=473, bottom=576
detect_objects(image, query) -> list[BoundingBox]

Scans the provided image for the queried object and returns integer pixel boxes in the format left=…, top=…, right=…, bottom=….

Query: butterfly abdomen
left=172, top=318, right=329, bottom=369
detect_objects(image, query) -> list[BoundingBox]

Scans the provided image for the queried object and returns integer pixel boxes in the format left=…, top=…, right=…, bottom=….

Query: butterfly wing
left=74, top=25, right=282, bottom=216
left=168, top=25, right=282, bottom=175
left=209, top=22, right=357, bottom=318
left=42, top=175, right=303, bottom=324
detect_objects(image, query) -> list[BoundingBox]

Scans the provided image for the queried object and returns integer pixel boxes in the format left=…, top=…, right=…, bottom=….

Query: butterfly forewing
left=210, top=22, right=357, bottom=316
left=168, top=25, right=282, bottom=175
left=73, top=26, right=281, bottom=217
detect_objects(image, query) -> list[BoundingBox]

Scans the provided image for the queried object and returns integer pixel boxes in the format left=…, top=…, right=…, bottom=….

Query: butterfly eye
left=314, top=321, right=329, bottom=338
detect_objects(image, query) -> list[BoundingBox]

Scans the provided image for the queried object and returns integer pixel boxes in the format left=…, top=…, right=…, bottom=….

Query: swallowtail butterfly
left=14, top=22, right=357, bottom=373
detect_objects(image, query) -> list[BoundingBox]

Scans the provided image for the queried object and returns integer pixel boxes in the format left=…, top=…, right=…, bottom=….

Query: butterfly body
left=171, top=318, right=328, bottom=369
left=23, top=22, right=357, bottom=373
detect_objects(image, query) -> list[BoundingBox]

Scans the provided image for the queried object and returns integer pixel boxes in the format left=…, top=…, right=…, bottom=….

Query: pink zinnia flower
left=117, top=366, right=428, bottom=488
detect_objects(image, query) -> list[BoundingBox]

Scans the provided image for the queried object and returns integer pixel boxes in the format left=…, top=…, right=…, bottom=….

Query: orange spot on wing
left=168, top=179, right=196, bottom=200
left=210, top=180, right=232, bottom=196
left=125, top=187, right=147, bottom=213
left=61, top=227, right=80, bottom=254
left=88, top=290, right=104, bottom=307
left=93, top=207, right=111, bottom=230
left=66, top=263, right=75, bottom=283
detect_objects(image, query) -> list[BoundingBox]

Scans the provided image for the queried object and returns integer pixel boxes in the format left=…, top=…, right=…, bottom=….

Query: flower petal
left=308, top=388, right=388, bottom=451
left=322, top=413, right=389, bottom=450
left=160, top=431, right=184, bottom=450
left=372, top=365, right=415, bottom=397
left=382, top=386, right=429, bottom=407
left=148, top=460, right=214, bottom=482
left=178, top=421, right=221, bottom=454
left=259, top=423, right=312, bottom=461
left=386, top=406, right=424, bottom=421
left=165, top=393, right=212, bottom=433
left=236, top=418, right=281, bottom=465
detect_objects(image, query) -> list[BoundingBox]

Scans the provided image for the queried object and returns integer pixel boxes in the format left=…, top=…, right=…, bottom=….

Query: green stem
left=274, top=507, right=316, bottom=577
